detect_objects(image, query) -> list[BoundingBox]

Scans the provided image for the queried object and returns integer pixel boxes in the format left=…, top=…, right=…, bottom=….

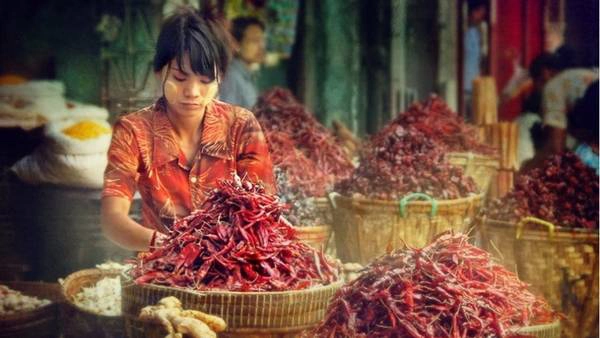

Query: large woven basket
left=61, top=268, right=124, bottom=337
left=447, top=152, right=499, bottom=194
left=313, top=197, right=337, bottom=258
left=121, top=276, right=343, bottom=337
left=330, top=192, right=483, bottom=265
left=481, top=217, right=599, bottom=338
left=313, top=197, right=332, bottom=224
left=294, top=225, right=332, bottom=251
left=0, top=281, right=63, bottom=338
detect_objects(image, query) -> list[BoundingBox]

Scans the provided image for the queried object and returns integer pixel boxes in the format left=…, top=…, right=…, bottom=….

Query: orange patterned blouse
left=102, top=98, right=275, bottom=232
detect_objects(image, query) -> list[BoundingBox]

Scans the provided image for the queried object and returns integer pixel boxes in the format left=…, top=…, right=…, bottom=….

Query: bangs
left=172, top=26, right=218, bottom=80
left=154, top=7, right=230, bottom=80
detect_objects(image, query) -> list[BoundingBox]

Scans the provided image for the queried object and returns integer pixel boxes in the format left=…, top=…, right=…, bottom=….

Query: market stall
left=1, top=0, right=598, bottom=337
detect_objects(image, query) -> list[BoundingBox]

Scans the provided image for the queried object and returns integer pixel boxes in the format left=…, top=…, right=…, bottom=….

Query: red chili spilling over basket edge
left=310, top=232, right=559, bottom=338
left=130, top=175, right=340, bottom=291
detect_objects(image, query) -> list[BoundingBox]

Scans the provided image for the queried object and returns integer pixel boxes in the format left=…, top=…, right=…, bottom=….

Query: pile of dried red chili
left=266, top=130, right=331, bottom=197
left=487, top=152, right=599, bottom=229
left=311, top=232, right=558, bottom=337
left=336, top=124, right=478, bottom=200
left=130, top=175, right=339, bottom=291
left=254, top=88, right=354, bottom=196
left=395, top=95, right=495, bottom=155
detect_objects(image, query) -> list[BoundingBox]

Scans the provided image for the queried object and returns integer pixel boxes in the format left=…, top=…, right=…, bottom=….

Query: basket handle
left=327, top=192, right=340, bottom=210
left=464, top=151, right=475, bottom=170
left=399, top=193, right=438, bottom=218
left=516, top=216, right=556, bottom=239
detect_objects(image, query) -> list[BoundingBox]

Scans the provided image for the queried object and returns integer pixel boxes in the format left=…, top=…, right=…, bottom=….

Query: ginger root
left=139, top=296, right=226, bottom=338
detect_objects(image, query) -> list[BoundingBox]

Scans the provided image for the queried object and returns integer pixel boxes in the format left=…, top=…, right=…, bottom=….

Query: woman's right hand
left=150, top=231, right=169, bottom=248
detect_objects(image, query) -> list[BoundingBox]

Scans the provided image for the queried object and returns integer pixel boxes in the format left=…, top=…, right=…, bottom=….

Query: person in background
left=544, top=23, right=577, bottom=69
left=515, top=55, right=552, bottom=167
left=463, top=0, right=487, bottom=121
left=219, top=16, right=266, bottom=109
left=540, top=64, right=597, bottom=154
left=568, top=81, right=599, bottom=174
left=502, top=24, right=577, bottom=111
left=520, top=53, right=598, bottom=171
left=101, top=8, right=275, bottom=251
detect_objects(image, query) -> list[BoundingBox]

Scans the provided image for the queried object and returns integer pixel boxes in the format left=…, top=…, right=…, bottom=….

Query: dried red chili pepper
left=130, top=175, right=340, bottom=291
left=310, top=232, right=559, bottom=337
left=487, top=152, right=599, bottom=229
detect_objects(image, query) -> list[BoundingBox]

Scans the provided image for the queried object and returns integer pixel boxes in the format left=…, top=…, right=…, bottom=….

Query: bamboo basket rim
left=61, top=268, right=123, bottom=318
left=508, top=320, right=561, bottom=334
left=293, top=224, right=332, bottom=231
left=485, top=218, right=599, bottom=238
left=447, top=151, right=501, bottom=167
left=121, top=272, right=344, bottom=296
left=331, top=192, right=483, bottom=210
left=0, top=282, right=60, bottom=324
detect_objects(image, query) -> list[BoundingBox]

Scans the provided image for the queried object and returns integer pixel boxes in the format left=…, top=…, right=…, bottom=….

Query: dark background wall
left=0, top=0, right=114, bottom=104
left=565, top=0, right=599, bottom=68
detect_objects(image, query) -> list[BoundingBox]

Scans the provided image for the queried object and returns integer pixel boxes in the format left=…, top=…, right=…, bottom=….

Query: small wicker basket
left=447, top=152, right=499, bottom=194
left=330, top=192, right=483, bottom=265
left=121, top=275, right=343, bottom=338
left=0, top=281, right=63, bottom=338
left=482, top=217, right=598, bottom=338
left=61, top=268, right=124, bottom=337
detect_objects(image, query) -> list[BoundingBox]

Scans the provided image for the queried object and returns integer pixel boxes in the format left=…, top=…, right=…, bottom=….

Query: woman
left=101, top=7, right=275, bottom=251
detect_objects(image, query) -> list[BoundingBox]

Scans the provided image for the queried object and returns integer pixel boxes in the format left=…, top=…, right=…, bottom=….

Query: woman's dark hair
left=153, top=6, right=231, bottom=81
left=231, top=16, right=265, bottom=43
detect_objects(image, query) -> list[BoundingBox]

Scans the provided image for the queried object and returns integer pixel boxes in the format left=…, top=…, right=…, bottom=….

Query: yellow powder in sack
left=62, top=120, right=111, bottom=140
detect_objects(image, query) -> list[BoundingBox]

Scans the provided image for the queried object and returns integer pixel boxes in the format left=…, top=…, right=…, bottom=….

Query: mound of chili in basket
left=131, top=175, right=339, bottom=291
left=336, top=124, right=478, bottom=200
left=487, top=151, right=598, bottom=229
left=310, top=232, right=558, bottom=338
left=395, top=95, right=495, bottom=155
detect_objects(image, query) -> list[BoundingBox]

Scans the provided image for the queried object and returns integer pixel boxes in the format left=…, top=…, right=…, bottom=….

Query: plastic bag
left=11, top=119, right=111, bottom=188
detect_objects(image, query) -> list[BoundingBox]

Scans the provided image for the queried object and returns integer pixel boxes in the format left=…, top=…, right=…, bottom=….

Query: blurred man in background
left=463, top=0, right=487, bottom=121
left=220, top=16, right=266, bottom=109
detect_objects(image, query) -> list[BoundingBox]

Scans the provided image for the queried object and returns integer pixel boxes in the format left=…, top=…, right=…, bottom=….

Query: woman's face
left=161, top=53, right=219, bottom=116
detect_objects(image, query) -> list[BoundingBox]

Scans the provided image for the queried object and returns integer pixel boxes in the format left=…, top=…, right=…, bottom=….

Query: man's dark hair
left=528, top=53, right=565, bottom=80
left=231, top=16, right=265, bottom=43
left=468, top=0, right=486, bottom=13
left=153, top=6, right=231, bottom=80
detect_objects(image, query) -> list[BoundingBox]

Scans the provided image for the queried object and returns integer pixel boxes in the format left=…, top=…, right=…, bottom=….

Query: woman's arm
left=101, top=196, right=155, bottom=251
left=235, top=113, right=276, bottom=192
left=102, top=119, right=159, bottom=251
